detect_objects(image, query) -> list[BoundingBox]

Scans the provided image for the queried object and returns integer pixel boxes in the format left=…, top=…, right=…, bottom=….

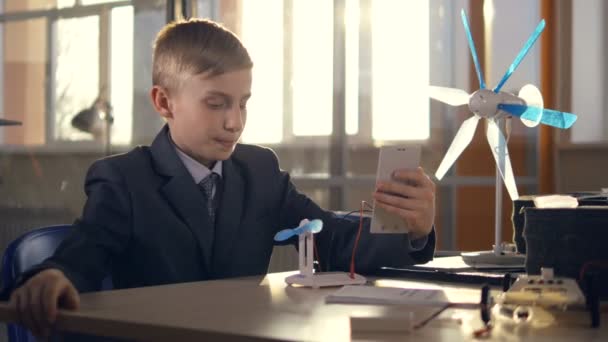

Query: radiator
left=0, top=206, right=74, bottom=271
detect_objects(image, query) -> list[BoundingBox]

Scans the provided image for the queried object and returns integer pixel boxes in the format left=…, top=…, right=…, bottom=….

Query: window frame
left=0, top=0, right=134, bottom=151
left=228, top=0, right=435, bottom=150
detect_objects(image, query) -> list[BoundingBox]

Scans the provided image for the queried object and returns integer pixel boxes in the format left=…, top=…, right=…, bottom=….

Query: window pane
left=571, top=0, right=607, bottom=143
left=57, top=0, right=75, bottom=8
left=2, top=0, right=129, bottom=12
left=345, top=0, right=359, bottom=135
left=240, top=0, right=283, bottom=144
left=0, top=19, right=3, bottom=144
left=371, top=0, right=429, bottom=141
left=81, top=0, right=129, bottom=4
left=130, top=1, right=167, bottom=145
left=1, top=18, right=47, bottom=146
left=3, top=0, right=63, bottom=12
left=53, top=16, right=100, bottom=141
left=110, top=5, right=134, bottom=145
left=292, top=0, right=333, bottom=136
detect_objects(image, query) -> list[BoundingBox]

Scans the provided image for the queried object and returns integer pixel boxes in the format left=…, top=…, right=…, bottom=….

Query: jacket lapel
left=150, top=126, right=215, bottom=273
left=212, top=157, right=245, bottom=272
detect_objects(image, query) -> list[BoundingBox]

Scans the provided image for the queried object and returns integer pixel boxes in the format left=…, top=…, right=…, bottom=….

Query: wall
left=557, top=145, right=608, bottom=192
left=571, top=0, right=606, bottom=143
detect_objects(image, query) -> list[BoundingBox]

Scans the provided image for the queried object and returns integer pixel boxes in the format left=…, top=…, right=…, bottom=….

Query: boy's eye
left=205, top=99, right=225, bottom=109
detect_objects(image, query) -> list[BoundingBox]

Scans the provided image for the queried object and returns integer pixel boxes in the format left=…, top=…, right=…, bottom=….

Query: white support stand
left=462, top=117, right=525, bottom=267
left=285, top=231, right=366, bottom=288
left=497, top=268, right=585, bottom=307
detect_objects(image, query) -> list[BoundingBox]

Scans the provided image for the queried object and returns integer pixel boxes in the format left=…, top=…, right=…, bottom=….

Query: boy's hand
left=9, top=268, right=80, bottom=338
left=373, top=166, right=436, bottom=240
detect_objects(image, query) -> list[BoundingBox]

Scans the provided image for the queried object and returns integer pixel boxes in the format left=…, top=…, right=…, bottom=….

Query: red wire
left=349, top=201, right=366, bottom=279
left=578, top=260, right=608, bottom=282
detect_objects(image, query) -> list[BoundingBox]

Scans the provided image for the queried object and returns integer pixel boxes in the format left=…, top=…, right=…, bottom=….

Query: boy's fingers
left=20, top=288, right=41, bottom=336
left=9, top=269, right=78, bottom=338
left=392, top=167, right=435, bottom=190
left=60, top=283, right=80, bottom=310
left=376, top=181, right=425, bottom=200
left=29, top=283, right=48, bottom=336
left=42, top=280, right=60, bottom=325
left=392, top=167, right=425, bottom=184
left=11, top=290, right=23, bottom=324
left=373, top=191, right=426, bottom=210
left=42, top=276, right=80, bottom=325
left=42, top=284, right=66, bottom=325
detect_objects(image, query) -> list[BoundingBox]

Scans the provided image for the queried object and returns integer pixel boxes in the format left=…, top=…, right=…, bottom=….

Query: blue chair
left=1, top=224, right=112, bottom=342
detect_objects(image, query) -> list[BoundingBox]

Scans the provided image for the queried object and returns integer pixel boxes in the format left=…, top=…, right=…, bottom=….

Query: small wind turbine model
left=274, top=219, right=366, bottom=288
left=430, top=9, right=578, bottom=266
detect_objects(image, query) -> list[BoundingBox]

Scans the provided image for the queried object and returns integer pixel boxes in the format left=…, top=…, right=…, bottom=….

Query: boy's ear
left=150, top=86, right=174, bottom=119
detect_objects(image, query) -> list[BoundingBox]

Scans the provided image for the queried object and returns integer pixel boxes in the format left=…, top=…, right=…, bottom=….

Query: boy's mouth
left=215, top=138, right=237, bottom=149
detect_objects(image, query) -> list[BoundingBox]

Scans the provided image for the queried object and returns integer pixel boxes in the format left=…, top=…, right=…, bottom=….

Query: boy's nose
left=224, top=107, right=245, bottom=132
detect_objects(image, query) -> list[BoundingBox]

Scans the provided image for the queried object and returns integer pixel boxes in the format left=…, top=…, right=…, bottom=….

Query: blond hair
left=152, top=19, right=253, bottom=91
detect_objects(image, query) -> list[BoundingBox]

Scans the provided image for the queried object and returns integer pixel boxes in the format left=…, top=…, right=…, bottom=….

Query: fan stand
left=284, top=231, right=366, bottom=288
left=461, top=117, right=525, bottom=267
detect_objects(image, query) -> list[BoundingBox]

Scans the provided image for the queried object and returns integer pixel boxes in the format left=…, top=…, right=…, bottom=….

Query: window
left=571, top=0, right=608, bottom=143
left=53, top=1, right=134, bottom=145
left=53, top=15, right=100, bottom=142
left=231, top=0, right=431, bottom=145
left=1, top=0, right=432, bottom=147
left=0, top=0, right=137, bottom=147
left=290, top=0, right=333, bottom=137
left=1, top=16, right=48, bottom=146
left=370, top=0, right=429, bottom=141
left=109, top=6, right=134, bottom=145
left=239, top=0, right=283, bottom=143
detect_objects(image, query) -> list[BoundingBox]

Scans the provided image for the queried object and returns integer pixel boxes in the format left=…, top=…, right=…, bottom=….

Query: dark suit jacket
left=31, top=126, right=435, bottom=292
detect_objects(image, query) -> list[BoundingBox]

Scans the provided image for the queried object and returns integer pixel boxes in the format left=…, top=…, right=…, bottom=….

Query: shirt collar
left=171, top=137, right=223, bottom=184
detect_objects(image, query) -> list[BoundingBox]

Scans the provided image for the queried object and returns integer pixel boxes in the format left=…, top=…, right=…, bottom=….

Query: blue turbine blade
left=461, top=9, right=486, bottom=89
left=498, top=104, right=578, bottom=129
left=294, top=219, right=323, bottom=235
left=274, top=228, right=296, bottom=242
left=273, top=219, right=323, bottom=242
left=493, top=20, right=546, bottom=93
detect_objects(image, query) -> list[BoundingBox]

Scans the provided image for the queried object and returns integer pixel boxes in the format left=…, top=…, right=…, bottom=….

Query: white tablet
left=370, top=145, right=421, bottom=234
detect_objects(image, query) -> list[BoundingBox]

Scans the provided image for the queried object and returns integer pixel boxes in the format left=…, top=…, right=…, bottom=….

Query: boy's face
left=160, top=68, right=252, bottom=167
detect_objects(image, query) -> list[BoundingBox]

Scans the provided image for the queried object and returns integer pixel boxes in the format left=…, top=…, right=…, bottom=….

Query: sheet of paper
left=325, top=285, right=450, bottom=306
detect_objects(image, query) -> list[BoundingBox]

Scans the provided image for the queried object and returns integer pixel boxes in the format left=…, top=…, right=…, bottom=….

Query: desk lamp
left=71, top=96, right=113, bottom=156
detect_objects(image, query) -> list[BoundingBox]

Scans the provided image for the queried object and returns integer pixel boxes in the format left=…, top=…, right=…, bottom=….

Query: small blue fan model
left=274, top=219, right=323, bottom=242
left=276, top=219, right=366, bottom=288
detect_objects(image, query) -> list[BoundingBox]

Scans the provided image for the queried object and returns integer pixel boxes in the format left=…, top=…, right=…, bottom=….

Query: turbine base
left=461, top=250, right=525, bottom=267
left=285, top=272, right=366, bottom=288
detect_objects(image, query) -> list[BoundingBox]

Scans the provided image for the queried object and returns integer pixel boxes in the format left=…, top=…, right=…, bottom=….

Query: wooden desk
left=0, top=272, right=606, bottom=341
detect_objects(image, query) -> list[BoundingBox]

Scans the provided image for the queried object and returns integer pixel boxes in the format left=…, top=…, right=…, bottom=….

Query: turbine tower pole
left=494, top=117, right=504, bottom=256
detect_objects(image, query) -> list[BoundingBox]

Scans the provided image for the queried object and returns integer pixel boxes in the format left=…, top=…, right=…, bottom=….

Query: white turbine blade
left=435, top=115, right=481, bottom=180
left=429, top=86, right=470, bottom=106
left=517, top=84, right=544, bottom=127
left=486, top=120, right=519, bottom=200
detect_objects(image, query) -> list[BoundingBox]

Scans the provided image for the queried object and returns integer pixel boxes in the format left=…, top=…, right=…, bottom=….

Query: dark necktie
left=199, top=173, right=219, bottom=225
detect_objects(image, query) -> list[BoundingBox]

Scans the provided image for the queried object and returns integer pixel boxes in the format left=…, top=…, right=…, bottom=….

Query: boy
left=9, top=19, right=436, bottom=337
